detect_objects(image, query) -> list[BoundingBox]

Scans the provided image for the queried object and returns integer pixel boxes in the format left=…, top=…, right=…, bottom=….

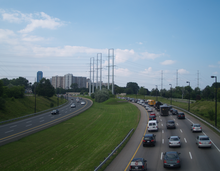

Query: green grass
left=0, top=98, right=140, bottom=171
left=0, top=95, right=67, bottom=122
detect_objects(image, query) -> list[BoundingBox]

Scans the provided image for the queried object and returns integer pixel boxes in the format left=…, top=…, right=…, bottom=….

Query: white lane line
left=161, top=124, right=163, bottom=127
left=176, top=123, right=179, bottom=126
left=203, top=132, right=220, bottom=152
left=160, top=119, right=162, bottom=122
left=161, top=152, right=163, bottom=160
left=187, top=118, right=194, bottom=124
left=26, top=124, right=32, bottom=127
left=184, top=138, right=187, bottom=143
left=26, top=121, right=32, bottom=123
left=39, top=117, right=44, bottom=119
left=10, top=125, right=17, bottom=128
left=40, top=120, right=44, bottom=122
left=173, top=118, right=175, bottom=121
left=162, top=139, right=164, bottom=144
left=189, top=152, right=192, bottom=159
left=180, top=129, right=182, bottom=133
left=162, top=130, right=164, bottom=133
left=5, top=130, right=14, bottom=133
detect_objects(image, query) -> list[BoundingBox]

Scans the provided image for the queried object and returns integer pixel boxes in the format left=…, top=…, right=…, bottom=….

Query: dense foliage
left=35, top=78, right=55, bottom=98
left=95, top=88, right=109, bottom=102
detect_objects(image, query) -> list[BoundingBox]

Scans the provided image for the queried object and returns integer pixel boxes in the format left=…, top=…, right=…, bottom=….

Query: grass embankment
left=0, top=98, right=140, bottom=171
left=0, top=95, right=67, bottom=122
left=128, top=95, right=220, bottom=129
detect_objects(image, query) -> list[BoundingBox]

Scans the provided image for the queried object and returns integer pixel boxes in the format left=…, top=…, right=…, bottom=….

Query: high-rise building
left=37, top=71, right=43, bottom=83
left=51, top=76, right=64, bottom=89
left=64, top=74, right=73, bottom=89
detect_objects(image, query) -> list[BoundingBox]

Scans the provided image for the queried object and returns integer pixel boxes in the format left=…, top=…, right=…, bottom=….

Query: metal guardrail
left=0, top=100, right=70, bottom=125
left=173, top=105, right=220, bottom=133
left=94, top=128, right=134, bottom=171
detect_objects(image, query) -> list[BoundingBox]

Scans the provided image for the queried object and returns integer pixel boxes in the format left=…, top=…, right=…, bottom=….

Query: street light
left=169, top=84, right=172, bottom=105
left=186, top=81, right=190, bottom=111
left=156, top=85, right=158, bottom=101
left=211, top=76, right=217, bottom=127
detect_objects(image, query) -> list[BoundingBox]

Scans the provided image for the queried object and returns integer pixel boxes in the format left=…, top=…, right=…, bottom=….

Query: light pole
left=169, top=84, right=172, bottom=105
left=186, top=81, right=190, bottom=111
left=211, top=76, right=217, bottom=127
left=156, top=85, right=158, bottom=101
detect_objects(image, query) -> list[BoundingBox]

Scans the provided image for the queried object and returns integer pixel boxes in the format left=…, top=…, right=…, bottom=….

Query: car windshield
left=170, top=137, right=179, bottom=141
left=200, top=137, right=209, bottom=140
left=168, top=121, right=174, bottom=123
left=166, top=153, right=177, bottom=159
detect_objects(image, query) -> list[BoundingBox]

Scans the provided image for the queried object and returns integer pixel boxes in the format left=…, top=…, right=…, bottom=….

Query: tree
left=95, top=88, right=109, bottom=102
left=70, top=83, right=78, bottom=91
left=126, top=82, right=139, bottom=94
left=36, top=78, right=55, bottom=98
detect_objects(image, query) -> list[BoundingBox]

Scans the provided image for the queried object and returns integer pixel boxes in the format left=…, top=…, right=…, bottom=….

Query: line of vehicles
left=122, top=97, right=212, bottom=170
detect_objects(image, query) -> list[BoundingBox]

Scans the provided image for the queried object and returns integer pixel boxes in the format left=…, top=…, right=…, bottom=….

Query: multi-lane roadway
left=0, top=97, right=93, bottom=146
left=105, top=103, right=220, bottom=171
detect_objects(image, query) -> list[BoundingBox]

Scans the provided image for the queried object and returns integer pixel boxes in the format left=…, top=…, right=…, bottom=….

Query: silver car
left=191, top=123, right=202, bottom=132
left=168, top=136, right=181, bottom=147
left=196, top=135, right=211, bottom=148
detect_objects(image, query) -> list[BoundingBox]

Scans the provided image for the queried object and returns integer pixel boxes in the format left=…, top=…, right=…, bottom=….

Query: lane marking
left=176, top=123, right=179, bottom=126
left=184, top=138, right=187, bottom=143
left=162, top=139, right=164, bottom=144
left=124, top=109, right=149, bottom=171
left=162, top=130, right=164, bottom=133
left=189, top=152, right=192, bottom=159
left=5, top=130, right=14, bottom=134
left=180, top=129, right=182, bottom=133
left=10, top=125, right=17, bottom=128
left=161, top=152, right=163, bottom=160
left=26, top=124, right=32, bottom=127
left=161, top=124, right=163, bottom=127
left=203, top=132, right=220, bottom=152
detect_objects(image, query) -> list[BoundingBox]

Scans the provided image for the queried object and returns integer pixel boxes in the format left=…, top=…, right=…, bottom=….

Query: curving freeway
left=0, top=97, right=93, bottom=146
left=105, top=103, right=220, bottom=171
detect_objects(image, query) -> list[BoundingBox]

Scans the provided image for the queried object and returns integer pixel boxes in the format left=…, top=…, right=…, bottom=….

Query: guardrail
left=94, top=128, right=134, bottom=171
left=173, top=105, right=220, bottom=133
left=0, top=100, right=70, bottom=125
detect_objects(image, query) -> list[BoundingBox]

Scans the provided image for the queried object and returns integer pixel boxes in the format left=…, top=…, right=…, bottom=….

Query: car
left=149, top=115, right=156, bottom=121
left=51, top=109, right=59, bottom=115
left=177, top=112, right=185, bottom=119
left=171, top=109, right=178, bottom=115
left=143, top=134, right=156, bottom=147
left=149, top=112, right=156, bottom=117
left=81, top=101, right=85, bottom=105
left=191, top=123, right=202, bottom=132
left=147, top=120, right=158, bottom=132
left=147, top=108, right=153, bottom=112
left=163, top=151, right=181, bottom=168
left=168, top=136, right=181, bottom=147
left=166, top=120, right=176, bottom=129
left=196, top=135, right=211, bottom=148
left=71, top=103, right=76, bottom=108
left=129, top=158, right=147, bottom=171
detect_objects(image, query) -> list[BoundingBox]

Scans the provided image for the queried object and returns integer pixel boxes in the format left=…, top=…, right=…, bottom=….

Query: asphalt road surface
left=105, top=103, right=220, bottom=171
left=0, top=97, right=93, bottom=146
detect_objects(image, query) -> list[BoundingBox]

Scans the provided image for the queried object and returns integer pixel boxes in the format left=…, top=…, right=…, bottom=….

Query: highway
left=105, top=103, right=220, bottom=171
left=0, top=97, right=93, bottom=146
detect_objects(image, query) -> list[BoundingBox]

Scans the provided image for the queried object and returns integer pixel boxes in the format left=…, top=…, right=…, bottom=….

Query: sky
left=0, top=0, right=219, bottom=91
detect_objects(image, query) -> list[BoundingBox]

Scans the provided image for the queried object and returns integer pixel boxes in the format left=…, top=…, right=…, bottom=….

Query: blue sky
left=0, top=0, right=219, bottom=91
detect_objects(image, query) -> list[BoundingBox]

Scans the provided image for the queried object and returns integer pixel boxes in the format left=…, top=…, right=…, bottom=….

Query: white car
left=81, top=101, right=85, bottom=105
left=191, top=123, right=202, bottom=132
left=147, top=120, right=158, bottom=132
left=71, top=103, right=76, bottom=108
left=196, top=135, right=211, bottom=148
left=168, top=136, right=181, bottom=147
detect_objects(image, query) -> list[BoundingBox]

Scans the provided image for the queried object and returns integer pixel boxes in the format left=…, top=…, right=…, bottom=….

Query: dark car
left=166, top=120, right=176, bottom=129
left=149, top=115, right=156, bottom=121
left=177, top=112, right=185, bottom=119
left=51, top=109, right=59, bottom=115
left=143, top=134, right=156, bottom=147
left=129, top=158, right=147, bottom=171
left=171, top=109, right=178, bottom=115
left=163, top=151, right=181, bottom=168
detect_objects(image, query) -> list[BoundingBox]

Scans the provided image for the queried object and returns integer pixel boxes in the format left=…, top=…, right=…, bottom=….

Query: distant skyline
left=0, top=0, right=219, bottom=91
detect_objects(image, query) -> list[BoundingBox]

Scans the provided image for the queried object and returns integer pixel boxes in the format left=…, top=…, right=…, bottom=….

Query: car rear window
left=166, top=154, right=177, bottom=159
left=144, top=137, right=152, bottom=140
left=170, top=138, right=179, bottom=141
left=194, top=124, right=200, bottom=127
left=200, top=137, right=209, bottom=140
left=149, top=123, right=156, bottom=126
left=130, top=161, right=143, bottom=166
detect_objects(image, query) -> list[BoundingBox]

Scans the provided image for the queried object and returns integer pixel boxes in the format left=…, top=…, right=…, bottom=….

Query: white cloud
left=208, top=65, right=216, bottom=68
left=22, top=34, right=45, bottom=42
left=1, top=10, right=64, bottom=33
left=160, top=60, right=175, bottom=65
left=178, top=69, right=189, bottom=74
left=140, top=51, right=165, bottom=60
left=115, top=68, right=132, bottom=77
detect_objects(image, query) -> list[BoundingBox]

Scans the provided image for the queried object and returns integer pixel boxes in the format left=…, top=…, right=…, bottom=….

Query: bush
left=0, top=97, right=5, bottom=109
left=208, top=110, right=215, bottom=121
left=91, top=93, right=95, bottom=99
left=11, top=97, right=15, bottom=101
left=95, top=89, right=109, bottom=103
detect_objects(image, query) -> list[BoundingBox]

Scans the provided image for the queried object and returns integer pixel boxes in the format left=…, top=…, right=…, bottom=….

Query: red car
left=150, top=112, right=156, bottom=117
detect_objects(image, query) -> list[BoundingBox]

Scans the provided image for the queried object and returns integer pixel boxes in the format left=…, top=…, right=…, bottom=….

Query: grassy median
left=0, top=98, right=140, bottom=171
